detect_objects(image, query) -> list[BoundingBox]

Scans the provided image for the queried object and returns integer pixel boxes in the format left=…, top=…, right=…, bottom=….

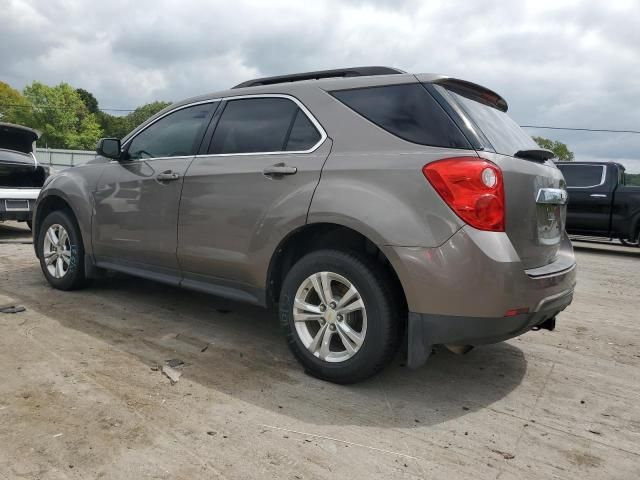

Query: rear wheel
left=36, top=210, right=90, bottom=290
left=279, top=250, right=399, bottom=384
left=620, top=231, right=640, bottom=247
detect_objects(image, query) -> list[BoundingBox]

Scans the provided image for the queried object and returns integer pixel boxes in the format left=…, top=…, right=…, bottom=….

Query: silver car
left=33, top=67, right=576, bottom=383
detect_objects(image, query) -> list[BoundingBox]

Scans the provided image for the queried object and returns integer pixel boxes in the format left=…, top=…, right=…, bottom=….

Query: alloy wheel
left=293, top=271, right=367, bottom=363
left=43, top=224, right=72, bottom=279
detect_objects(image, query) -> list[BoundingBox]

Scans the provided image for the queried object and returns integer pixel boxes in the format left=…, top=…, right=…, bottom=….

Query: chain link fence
left=35, top=148, right=96, bottom=168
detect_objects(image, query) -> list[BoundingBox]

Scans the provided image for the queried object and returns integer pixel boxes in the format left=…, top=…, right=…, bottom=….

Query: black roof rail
left=232, top=66, right=405, bottom=89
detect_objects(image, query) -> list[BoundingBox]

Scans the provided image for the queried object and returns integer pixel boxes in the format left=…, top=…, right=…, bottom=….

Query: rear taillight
left=423, top=157, right=505, bottom=232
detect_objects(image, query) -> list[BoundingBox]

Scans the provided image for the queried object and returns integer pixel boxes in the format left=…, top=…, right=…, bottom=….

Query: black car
left=0, top=123, right=48, bottom=228
left=556, top=161, right=640, bottom=246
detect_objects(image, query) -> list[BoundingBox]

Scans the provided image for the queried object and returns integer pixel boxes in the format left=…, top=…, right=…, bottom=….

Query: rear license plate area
left=536, top=204, right=562, bottom=245
left=5, top=199, right=30, bottom=211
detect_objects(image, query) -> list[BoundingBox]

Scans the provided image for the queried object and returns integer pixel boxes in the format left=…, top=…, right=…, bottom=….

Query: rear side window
left=209, top=97, right=321, bottom=154
left=331, top=84, right=471, bottom=149
left=441, top=87, right=539, bottom=157
left=557, top=164, right=605, bottom=188
left=286, top=110, right=321, bottom=151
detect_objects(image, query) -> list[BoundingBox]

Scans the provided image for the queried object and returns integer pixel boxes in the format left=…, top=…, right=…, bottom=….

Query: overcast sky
left=1, top=0, right=639, bottom=170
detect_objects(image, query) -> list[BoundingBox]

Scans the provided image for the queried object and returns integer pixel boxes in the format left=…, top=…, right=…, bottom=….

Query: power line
left=521, top=125, right=640, bottom=134
left=0, top=103, right=135, bottom=113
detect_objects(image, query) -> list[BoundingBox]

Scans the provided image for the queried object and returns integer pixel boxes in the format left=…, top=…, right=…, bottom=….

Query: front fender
left=34, top=164, right=106, bottom=256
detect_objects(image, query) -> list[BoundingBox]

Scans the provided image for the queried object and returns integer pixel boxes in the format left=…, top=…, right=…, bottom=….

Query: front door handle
left=263, top=164, right=297, bottom=177
left=589, top=194, right=607, bottom=198
left=156, top=170, right=180, bottom=182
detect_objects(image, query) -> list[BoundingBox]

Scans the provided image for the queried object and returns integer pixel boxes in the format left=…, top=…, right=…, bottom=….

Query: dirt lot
left=0, top=222, right=638, bottom=479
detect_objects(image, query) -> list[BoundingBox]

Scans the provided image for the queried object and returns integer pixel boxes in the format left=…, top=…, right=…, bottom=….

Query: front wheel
left=279, top=250, right=399, bottom=384
left=36, top=210, right=90, bottom=290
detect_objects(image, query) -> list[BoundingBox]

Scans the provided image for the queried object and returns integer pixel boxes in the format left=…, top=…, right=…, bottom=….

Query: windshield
left=444, top=88, right=539, bottom=157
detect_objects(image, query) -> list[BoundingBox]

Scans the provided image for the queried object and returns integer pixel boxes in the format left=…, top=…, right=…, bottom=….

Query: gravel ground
left=0, top=222, right=638, bottom=479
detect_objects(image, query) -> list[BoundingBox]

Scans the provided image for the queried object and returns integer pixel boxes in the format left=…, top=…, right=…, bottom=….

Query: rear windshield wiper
left=514, top=149, right=555, bottom=162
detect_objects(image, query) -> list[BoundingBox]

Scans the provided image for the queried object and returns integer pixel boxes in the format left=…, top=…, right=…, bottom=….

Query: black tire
left=279, top=250, right=400, bottom=384
left=36, top=209, right=90, bottom=290
left=620, top=233, right=639, bottom=247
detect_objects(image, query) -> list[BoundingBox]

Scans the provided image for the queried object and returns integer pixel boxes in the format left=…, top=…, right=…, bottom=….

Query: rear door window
left=331, top=84, right=471, bottom=149
left=209, top=97, right=321, bottom=154
left=557, top=164, right=606, bottom=188
left=438, top=86, right=539, bottom=157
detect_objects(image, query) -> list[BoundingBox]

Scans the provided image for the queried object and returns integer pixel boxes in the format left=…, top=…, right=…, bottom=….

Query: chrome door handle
left=263, top=164, right=297, bottom=177
left=589, top=194, right=607, bottom=198
left=156, top=171, right=180, bottom=182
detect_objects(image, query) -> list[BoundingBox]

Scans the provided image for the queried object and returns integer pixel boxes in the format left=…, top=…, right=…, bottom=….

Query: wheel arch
left=34, top=192, right=86, bottom=258
left=266, top=222, right=407, bottom=313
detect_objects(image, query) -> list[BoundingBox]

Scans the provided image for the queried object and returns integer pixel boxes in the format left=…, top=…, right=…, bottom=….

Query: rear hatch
left=433, top=80, right=567, bottom=270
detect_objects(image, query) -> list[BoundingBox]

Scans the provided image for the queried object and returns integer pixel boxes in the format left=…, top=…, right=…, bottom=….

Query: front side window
left=209, top=97, right=321, bottom=154
left=331, top=84, right=471, bottom=149
left=126, top=103, right=214, bottom=160
left=558, top=165, right=605, bottom=188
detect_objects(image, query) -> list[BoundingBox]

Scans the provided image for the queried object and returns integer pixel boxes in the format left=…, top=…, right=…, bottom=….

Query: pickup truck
left=556, top=161, right=640, bottom=246
left=0, top=122, right=49, bottom=229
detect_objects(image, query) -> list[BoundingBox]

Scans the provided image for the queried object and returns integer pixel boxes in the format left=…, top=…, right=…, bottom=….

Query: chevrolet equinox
left=33, top=67, right=576, bottom=383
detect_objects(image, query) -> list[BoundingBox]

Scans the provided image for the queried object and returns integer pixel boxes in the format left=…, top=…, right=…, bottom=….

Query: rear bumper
left=381, top=226, right=577, bottom=318
left=406, top=288, right=573, bottom=368
left=0, top=188, right=40, bottom=221
left=380, top=225, right=577, bottom=368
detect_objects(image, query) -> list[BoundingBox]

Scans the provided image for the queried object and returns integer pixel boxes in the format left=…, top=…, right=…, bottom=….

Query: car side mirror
left=96, top=138, right=121, bottom=160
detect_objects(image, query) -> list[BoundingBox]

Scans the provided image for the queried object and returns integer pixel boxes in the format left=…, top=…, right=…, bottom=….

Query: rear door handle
left=589, top=194, right=607, bottom=198
left=156, top=171, right=180, bottom=182
left=263, top=164, right=297, bottom=177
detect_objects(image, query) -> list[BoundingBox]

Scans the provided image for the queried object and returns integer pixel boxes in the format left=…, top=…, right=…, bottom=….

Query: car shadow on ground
left=0, top=222, right=32, bottom=242
left=5, top=262, right=528, bottom=429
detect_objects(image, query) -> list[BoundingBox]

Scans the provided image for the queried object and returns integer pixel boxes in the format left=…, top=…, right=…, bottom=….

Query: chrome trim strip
left=536, top=188, right=568, bottom=205
left=121, top=94, right=327, bottom=158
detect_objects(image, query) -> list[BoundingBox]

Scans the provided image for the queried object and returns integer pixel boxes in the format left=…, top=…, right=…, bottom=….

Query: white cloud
left=1, top=0, right=639, bottom=167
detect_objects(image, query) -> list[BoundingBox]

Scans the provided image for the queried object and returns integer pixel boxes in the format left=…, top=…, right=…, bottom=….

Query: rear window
left=331, top=84, right=471, bottom=149
left=442, top=87, right=539, bottom=157
left=557, top=164, right=605, bottom=188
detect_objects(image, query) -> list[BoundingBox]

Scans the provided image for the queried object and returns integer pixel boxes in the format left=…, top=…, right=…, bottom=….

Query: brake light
left=423, top=157, right=505, bottom=232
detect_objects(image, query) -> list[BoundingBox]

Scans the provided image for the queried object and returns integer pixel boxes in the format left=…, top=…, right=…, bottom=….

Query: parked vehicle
left=556, top=162, right=640, bottom=247
left=33, top=67, right=576, bottom=383
left=0, top=123, right=48, bottom=228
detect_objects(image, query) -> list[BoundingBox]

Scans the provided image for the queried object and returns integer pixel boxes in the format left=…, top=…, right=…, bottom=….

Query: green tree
left=22, top=81, right=103, bottom=149
left=76, top=88, right=99, bottom=114
left=533, top=136, right=575, bottom=161
left=0, top=81, right=30, bottom=124
left=625, top=173, right=640, bottom=186
left=125, top=101, right=171, bottom=131
left=98, top=101, right=171, bottom=140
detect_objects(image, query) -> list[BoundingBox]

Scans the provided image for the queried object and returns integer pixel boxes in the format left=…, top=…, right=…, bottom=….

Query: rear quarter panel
left=302, top=84, right=466, bottom=247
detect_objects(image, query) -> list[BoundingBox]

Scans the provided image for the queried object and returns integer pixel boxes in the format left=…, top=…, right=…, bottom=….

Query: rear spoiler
left=432, top=78, right=509, bottom=112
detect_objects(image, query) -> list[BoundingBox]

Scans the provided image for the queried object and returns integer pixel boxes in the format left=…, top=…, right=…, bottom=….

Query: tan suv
left=34, top=67, right=576, bottom=383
